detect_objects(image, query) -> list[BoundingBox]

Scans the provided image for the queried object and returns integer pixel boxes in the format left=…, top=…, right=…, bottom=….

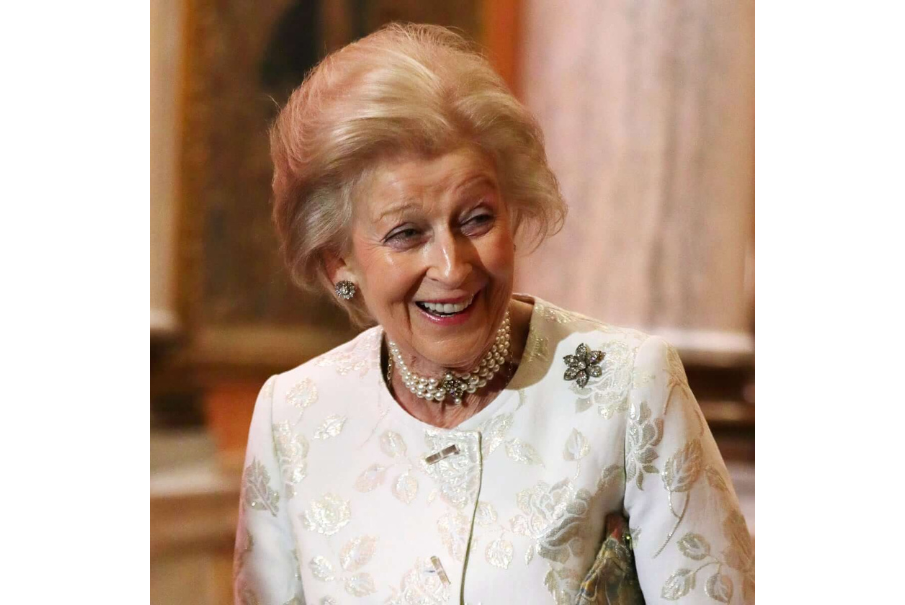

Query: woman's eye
left=385, top=228, right=420, bottom=243
left=463, top=214, right=494, bottom=232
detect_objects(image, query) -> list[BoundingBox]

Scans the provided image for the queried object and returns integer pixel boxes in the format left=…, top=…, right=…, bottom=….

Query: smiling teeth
left=420, top=295, right=474, bottom=314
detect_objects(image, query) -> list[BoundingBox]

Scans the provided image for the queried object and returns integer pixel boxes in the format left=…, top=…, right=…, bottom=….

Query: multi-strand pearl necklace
left=387, top=311, right=511, bottom=405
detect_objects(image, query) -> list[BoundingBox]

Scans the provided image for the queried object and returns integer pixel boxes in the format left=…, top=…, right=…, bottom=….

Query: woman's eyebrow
left=453, top=174, right=497, bottom=194
left=373, top=201, right=417, bottom=223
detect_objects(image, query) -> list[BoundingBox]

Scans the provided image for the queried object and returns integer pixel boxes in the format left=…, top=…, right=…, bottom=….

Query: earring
left=335, top=280, right=357, bottom=300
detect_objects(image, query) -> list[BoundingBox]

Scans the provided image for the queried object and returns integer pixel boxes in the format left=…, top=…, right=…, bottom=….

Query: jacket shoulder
left=532, top=297, right=651, bottom=347
left=270, top=326, right=383, bottom=402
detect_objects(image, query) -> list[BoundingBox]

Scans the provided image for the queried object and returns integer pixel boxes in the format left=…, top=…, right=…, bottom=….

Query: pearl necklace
left=387, top=311, right=511, bottom=405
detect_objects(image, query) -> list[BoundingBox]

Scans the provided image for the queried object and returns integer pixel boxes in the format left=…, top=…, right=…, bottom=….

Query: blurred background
left=150, top=0, right=754, bottom=602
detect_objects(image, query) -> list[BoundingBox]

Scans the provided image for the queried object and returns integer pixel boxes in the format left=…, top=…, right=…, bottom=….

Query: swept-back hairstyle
left=270, top=23, right=566, bottom=323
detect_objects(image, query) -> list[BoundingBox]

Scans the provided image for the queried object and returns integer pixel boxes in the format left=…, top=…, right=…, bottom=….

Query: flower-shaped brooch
left=563, top=343, right=605, bottom=388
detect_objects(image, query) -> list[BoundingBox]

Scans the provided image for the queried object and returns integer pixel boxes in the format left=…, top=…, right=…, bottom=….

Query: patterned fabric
left=233, top=295, right=754, bottom=604
left=576, top=513, right=644, bottom=605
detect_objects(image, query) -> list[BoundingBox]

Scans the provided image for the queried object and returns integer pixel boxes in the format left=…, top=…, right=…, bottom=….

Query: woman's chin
left=413, top=348, right=481, bottom=373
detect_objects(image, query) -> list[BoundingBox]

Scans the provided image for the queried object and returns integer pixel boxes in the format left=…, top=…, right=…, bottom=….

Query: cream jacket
left=234, top=296, right=754, bottom=604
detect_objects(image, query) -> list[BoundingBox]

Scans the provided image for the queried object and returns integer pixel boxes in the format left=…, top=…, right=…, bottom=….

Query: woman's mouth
left=415, top=293, right=477, bottom=318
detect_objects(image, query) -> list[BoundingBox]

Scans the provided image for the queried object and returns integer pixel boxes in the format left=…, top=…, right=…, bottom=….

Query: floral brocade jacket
left=234, top=296, right=754, bottom=605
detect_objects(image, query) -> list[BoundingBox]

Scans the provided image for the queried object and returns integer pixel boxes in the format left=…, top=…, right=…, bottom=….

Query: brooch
left=563, top=343, right=605, bottom=388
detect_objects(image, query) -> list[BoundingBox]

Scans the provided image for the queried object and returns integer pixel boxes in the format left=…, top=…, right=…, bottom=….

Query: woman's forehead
left=362, top=148, right=498, bottom=216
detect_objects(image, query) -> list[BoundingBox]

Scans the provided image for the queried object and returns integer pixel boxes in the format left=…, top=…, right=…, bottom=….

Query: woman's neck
left=384, top=298, right=533, bottom=429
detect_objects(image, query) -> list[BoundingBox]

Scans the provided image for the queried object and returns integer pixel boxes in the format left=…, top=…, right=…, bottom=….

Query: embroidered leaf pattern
left=354, top=464, right=387, bottom=492
left=721, top=511, right=755, bottom=574
left=677, top=533, right=710, bottom=560
left=625, top=401, right=663, bottom=489
left=575, top=396, right=593, bottom=413
left=664, top=342, right=693, bottom=413
left=537, top=488, right=593, bottom=563
left=302, top=493, right=351, bottom=535
left=243, top=458, right=279, bottom=516
left=662, top=439, right=703, bottom=493
left=475, top=501, right=498, bottom=526
left=705, top=572, right=734, bottom=603
left=661, top=512, right=753, bottom=601
left=597, top=465, right=623, bottom=493
left=525, top=333, right=550, bottom=363
left=388, top=557, right=451, bottom=604
left=380, top=431, right=407, bottom=458
left=340, top=535, right=377, bottom=572
left=273, top=421, right=308, bottom=498
left=589, top=341, right=634, bottom=418
left=286, top=378, right=317, bottom=409
left=562, top=429, right=589, bottom=461
left=505, top=438, right=544, bottom=466
left=544, top=566, right=582, bottom=605
left=392, top=471, right=418, bottom=504
left=485, top=538, right=513, bottom=569
left=478, top=413, right=513, bottom=457
left=661, top=568, right=695, bottom=600
left=344, top=573, right=376, bottom=597
left=654, top=439, right=703, bottom=557
left=705, top=465, right=731, bottom=495
left=314, top=329, right=381, bottom=376
left=421, top=433, right=481, bottom=509
left=314, top=414, right=347, bottom=440
left=310, top=556, right=336, bottom=581
left=510, top=479, right=589, bottom=565
left=437, top=510, right=471, bottom=561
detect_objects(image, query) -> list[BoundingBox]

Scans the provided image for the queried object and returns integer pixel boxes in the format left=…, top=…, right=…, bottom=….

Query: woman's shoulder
left=527, top=295, right=652, bottom=348
left=525, top=296, right=690, bottom=397
left=269, top=326, right=384, bottom=401
left=522, top=296, right=682, bottom=422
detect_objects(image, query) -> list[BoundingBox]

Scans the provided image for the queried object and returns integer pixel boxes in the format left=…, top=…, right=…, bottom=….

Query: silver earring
left=335, top=280, right=356, bottom=300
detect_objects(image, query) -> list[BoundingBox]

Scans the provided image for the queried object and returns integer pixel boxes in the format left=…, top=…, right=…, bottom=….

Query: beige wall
left=150, top=0, right=184, bottom=334
left=517, top=0, right=755, bottom=353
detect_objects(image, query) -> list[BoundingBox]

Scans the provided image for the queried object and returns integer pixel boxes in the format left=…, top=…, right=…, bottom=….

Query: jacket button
left=430, top=555, right=451, bottom=585
left=424, top=444, right=460, bottom=465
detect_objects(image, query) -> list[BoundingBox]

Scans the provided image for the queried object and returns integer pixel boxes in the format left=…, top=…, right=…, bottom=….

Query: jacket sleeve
left=623, top=336, right=754, bottom=604
left=234, top=375, right=306, bottom=605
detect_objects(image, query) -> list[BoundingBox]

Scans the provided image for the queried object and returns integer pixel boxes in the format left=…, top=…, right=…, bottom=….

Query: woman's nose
left=426, top=232, right=472, bottom=287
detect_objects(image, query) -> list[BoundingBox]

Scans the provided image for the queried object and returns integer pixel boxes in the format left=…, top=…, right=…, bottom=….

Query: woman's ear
left=323, top=250, right=357, bottom=286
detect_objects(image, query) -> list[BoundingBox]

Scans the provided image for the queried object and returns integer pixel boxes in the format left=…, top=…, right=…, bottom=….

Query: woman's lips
left=413, top=291, right=480, bottom=326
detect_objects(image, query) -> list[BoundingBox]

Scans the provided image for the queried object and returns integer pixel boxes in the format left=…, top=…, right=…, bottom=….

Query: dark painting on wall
left=177, top=0, right=481, bottom=367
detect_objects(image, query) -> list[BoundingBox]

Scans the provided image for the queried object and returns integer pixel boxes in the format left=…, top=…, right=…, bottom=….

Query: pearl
left=387, top=310, right=511, bottom=405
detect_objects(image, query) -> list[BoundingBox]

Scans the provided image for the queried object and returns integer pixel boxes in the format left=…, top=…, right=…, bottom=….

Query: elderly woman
left=234, top=24, right=753, bottom=605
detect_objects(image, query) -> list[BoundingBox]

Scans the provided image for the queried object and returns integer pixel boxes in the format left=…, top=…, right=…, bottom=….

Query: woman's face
left=339, top=146, right=516, bottom=372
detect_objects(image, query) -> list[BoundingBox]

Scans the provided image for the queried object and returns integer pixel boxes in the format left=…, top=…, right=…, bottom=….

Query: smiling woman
left=330, top=147, right=520, bottom=384
left=235, top=23, right=754, bottom=605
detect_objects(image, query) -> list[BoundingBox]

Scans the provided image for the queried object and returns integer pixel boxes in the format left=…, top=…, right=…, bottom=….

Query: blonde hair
left=270, top=23, right=566, bottom=323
